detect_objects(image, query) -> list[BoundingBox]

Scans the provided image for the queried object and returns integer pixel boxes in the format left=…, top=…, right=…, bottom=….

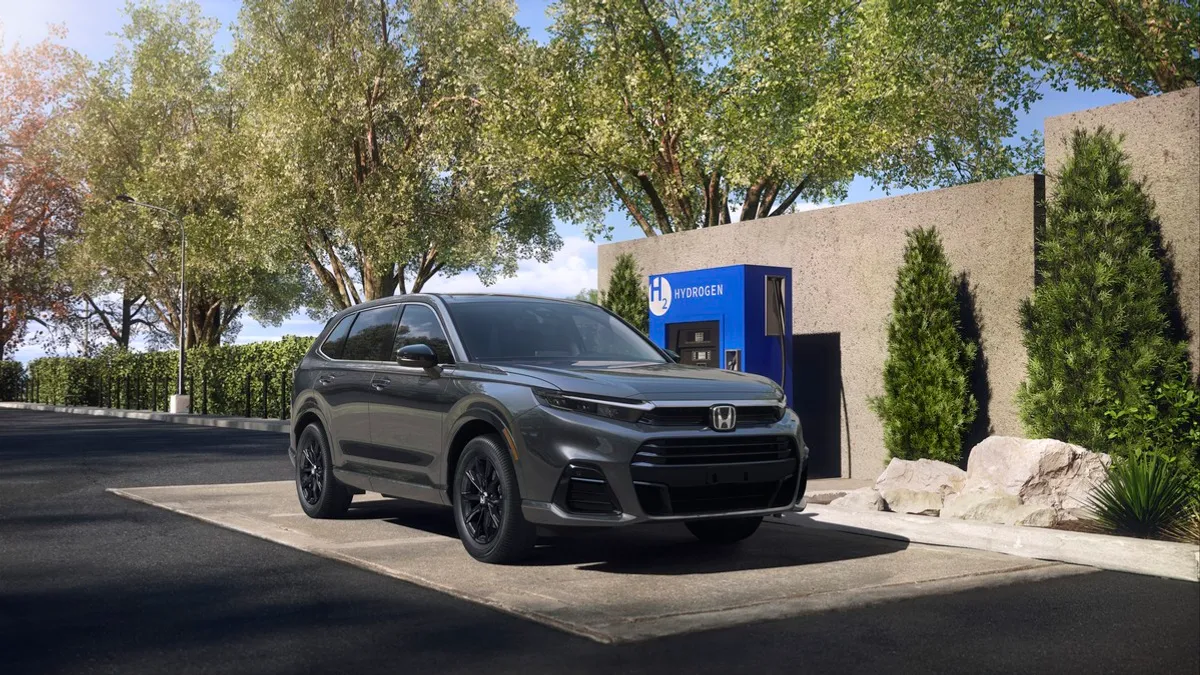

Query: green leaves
left=1018, top=129, right=1198, bottom=461
left=1087, top=450, right=1196, bottom=539
left=871, top=227, right=978, bottom=464
left=529, top=0, right=1044, bottom=236
left=601, top=254, right=649, bottom=334
left=233, top=0, right=560, bottom=311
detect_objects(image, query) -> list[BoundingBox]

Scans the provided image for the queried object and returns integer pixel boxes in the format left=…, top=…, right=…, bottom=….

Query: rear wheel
left=685, top=516, right=763, bottom=544
left=295, top=423, right=352, bottom=519
left=453, top=434, right=536, bottom=564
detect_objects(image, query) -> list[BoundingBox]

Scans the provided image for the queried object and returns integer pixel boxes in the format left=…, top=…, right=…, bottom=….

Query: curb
left=782, top=505, right=1200, bottom=583
left=0, top=402, right=288, bottom=434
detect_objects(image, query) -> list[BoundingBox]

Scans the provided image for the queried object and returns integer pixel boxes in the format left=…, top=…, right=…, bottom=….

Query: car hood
left=491, top=360, right=783, bottom=402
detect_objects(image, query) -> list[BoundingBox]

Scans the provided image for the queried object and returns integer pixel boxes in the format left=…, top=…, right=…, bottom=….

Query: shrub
left=1019, top=129, right=1198, bottom=461
left=602, top=253, right=649, bottom=333
left=1087, top=450, right=1194, bottom=539
left=871, top=226, right=977, bottom=463
left=25, top=336, right=313, bottom=417
left=0, top=361, right=25, bottom=401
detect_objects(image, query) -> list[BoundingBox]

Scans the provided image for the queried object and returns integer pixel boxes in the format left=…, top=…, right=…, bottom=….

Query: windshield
left=447, top=299, right=667, bottom=364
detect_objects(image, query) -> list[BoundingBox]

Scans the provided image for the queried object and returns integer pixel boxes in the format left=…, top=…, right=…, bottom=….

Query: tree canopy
left=232, top=0, right=561, bottom=314
left=65, top=0, right=303, bottom=347
left=0, top=29, right=85, bottom=359
left=524, top=0, right=1044, bottom=237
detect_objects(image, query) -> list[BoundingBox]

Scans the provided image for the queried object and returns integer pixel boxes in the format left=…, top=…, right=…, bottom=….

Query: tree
left=525, top=0, right=1043, bottom=238
left=871, top=227, right=977, bottom=464
left=573, top=288, right=599, bottom=304
left=0, top=29, right=85, bottom=360
left=601, top=254, right=649, bottom=333
left=1018, top=129, right=1197, bottom=460
left=233, top=0, right=560, bottom=314
left=1013, top=0, right=1199, bottom=97
left=67, top=0, right=302, bottom=348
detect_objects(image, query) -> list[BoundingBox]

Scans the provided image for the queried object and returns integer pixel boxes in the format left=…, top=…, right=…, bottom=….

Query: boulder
left=873, top=458, right=967, bottom=516
left=941, top=491, right=1060, bottom=527
left=961, top=436, right=1110, bottom=516
left=880, top=488, right=944, bottom=516
left=875, top=458, right=967, bottom=497
left=828, top=487, right=886, bottom=511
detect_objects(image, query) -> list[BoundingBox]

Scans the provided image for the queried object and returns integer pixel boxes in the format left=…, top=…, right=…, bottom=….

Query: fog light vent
left=561, top=465, right=619, bottom=514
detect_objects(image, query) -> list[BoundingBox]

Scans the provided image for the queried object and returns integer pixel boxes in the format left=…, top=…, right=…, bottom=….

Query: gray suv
left=289, top=294, right=809, bottom=563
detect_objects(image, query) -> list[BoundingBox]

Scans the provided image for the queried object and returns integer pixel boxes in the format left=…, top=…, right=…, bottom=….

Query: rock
left=873, top=458, right=966, bottom=516
left=805, top=490, right=848, bottom=505
left=875, top=458, right=967, bottom=497
left=880, top=488, right=945, bottom=516
left=828, top=487, right=886, bottom=511
left=962, top=436, right=1110, bottom=513
left=941, top=491, right=1060, bottom=527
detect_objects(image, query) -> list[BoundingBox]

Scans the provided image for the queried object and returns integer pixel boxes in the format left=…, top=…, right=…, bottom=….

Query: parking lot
left=3, top=408, right=1198, bottom=673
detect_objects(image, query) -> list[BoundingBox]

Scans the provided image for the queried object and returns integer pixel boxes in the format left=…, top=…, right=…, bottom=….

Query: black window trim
left=316, top=300, right=461, bottom=366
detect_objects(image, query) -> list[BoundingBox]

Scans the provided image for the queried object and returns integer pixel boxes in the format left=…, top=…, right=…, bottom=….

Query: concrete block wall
left=1044, top=88, right=1200, bottom=375
left=599, top=175, right=1041, bottom=479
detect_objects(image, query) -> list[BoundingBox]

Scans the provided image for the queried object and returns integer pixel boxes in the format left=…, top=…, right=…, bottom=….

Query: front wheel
left=685, top=516, right=763, bottom=544
left=452, top=434, right=536, bottom=564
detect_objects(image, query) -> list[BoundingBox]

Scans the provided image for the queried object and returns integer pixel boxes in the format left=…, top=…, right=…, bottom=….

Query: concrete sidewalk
left=0, top=402, right=287, bottom=433
left=781, top=506, right=1200, bottom=582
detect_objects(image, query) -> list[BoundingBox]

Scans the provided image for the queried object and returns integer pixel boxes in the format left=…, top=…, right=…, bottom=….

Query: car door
left=369, top=303, right=456, bottom=488
left=326, top=304, right=401, bottom=468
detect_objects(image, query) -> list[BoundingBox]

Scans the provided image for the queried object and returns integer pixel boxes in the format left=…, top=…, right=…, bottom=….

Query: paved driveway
left=2, top=409, right=1197, bottom=674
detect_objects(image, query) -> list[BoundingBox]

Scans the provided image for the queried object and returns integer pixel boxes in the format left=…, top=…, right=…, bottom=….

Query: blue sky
left=2, top=0, right=1130, bottom=361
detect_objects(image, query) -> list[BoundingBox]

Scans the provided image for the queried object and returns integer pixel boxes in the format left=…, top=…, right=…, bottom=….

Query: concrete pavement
left=110, top=480, right=1089, bottom=643
left=3, top=408, right=1198, bottom=674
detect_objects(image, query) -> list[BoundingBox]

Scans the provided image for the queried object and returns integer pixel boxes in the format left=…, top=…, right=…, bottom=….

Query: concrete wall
left=599, top=175, right=1041, bottom=479
left=1045, top=88, right=1200, bottom=375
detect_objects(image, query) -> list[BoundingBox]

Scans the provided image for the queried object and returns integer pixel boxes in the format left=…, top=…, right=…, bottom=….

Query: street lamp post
left=116, top=195, right=189, bottom=414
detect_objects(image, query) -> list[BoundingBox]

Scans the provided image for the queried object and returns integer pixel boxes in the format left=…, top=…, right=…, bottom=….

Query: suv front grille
left=633, top=436, right=793, bottom=466
left=630, top=436, right=799, bottom=516
left=639, top=405, right=783, bottom=428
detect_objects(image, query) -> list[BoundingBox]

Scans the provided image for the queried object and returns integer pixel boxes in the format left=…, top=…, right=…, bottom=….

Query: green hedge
left=24, top=336, right=313, bottom=418
left=0, top=361, right=25, bottom=401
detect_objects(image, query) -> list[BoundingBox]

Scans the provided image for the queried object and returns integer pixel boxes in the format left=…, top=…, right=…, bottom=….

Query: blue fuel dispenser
left=647, top=265, right=793, bottom=408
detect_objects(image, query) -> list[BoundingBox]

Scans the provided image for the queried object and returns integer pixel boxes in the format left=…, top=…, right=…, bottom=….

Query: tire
left=295, top=423, right=352, bottom=519
left=685, top=516, right=763, bottom=544
left=452, top=434, right=537, bottom=564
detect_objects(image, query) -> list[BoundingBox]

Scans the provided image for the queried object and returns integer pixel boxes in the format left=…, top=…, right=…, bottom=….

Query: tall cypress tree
left=1019, top=129, right=1197, bottom=459
left=602, top=253, right=650, bottom=334
left=872, top=227, right=978, bottom=463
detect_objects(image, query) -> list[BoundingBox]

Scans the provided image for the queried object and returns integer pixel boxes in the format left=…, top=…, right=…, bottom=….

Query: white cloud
left=422, top=236, right=598, bottom=297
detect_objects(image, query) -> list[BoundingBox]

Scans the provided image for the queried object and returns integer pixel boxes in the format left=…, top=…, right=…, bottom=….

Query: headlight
left=533, top=388, right=650, bottom=423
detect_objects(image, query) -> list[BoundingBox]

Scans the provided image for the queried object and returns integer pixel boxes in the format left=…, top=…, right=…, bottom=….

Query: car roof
left=430, top=293, right=589, bottom=306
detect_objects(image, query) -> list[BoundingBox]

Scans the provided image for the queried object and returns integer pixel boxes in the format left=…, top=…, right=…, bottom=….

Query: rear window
left=319, top=314, right=355, bottom=359
left=340, top=305, right=401, bottom=362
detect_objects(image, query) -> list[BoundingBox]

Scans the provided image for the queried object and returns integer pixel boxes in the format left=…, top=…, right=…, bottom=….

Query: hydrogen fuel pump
left=647, top=265, right=793, bottom=408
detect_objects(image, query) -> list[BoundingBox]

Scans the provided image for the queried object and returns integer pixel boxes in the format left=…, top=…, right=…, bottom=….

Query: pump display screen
left=667, top=321, right=720, bottom=368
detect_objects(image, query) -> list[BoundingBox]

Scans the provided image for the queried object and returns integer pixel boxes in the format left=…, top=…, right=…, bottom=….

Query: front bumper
left=513, top=404, right=809, bottom=527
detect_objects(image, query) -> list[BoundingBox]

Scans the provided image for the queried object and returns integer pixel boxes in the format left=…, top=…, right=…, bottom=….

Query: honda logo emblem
left=710, top=405, right=736, bottom=431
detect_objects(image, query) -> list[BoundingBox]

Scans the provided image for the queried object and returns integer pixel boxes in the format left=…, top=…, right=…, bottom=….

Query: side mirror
left=396, top=343, right=438, bottom=369
left=665, top=349, right=681, bottom=363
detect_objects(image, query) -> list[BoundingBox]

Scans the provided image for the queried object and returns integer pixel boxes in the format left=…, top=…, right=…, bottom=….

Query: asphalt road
left=2, top=408, right=1197, bottom=675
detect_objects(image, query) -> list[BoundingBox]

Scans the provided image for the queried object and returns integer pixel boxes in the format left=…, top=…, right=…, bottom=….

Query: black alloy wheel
left=459, top=453, right=504, bottom=544
left=295, top=423, right=352, bottom=519
left=452, top=434, right=537, bottom=563
left=299, top=437, right=324, bottom=506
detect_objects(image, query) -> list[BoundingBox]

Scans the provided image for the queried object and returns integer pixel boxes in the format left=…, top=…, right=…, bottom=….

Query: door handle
left=318, top=374, right=336, bottom=386
left=371, top=378, right=391, bottom=390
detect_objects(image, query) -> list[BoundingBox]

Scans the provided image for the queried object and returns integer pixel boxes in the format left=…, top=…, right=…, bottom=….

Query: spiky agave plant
left=1087, top=451, right=1194, bottom=538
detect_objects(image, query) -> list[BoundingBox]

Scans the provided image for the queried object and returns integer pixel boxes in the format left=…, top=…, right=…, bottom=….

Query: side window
left=320, top=314, right=356, bottom=359
left=394, top=304, right=455, bottom=364
left=341, top=305, right=401, bottom=361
